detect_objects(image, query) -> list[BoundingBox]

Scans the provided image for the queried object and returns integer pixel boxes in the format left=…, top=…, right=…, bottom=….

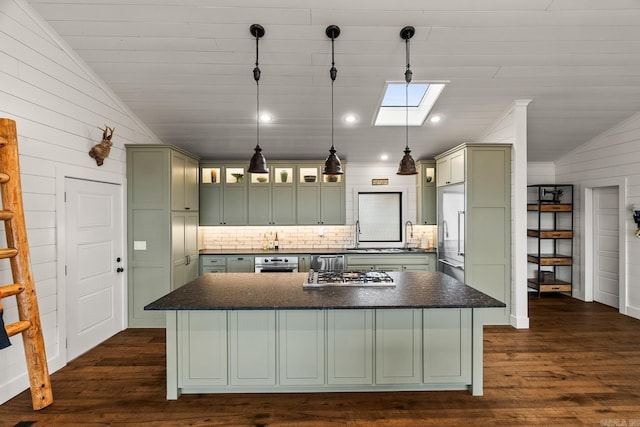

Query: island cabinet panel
left=423, top=309, right=471, bottom=384
left=327, top=310, right=374, bottom=385
left=278, top=310, right=325, bottom=386
left=179, top=311, right=227, bottom=386
left=229, top=311, right=277, bottom=386
left=375, top=309, right=422, bottom=385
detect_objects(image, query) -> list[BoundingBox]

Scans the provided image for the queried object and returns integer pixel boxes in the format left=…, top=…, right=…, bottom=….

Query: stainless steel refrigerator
left=437, top=183, right=465, bottom=282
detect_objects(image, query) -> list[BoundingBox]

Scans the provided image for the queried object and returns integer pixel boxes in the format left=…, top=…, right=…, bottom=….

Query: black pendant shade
left=397, top=26, right=418, bottom=176
left=248, top=24, right=268, bottom=174
left=323, top=25, right=344, bottom=176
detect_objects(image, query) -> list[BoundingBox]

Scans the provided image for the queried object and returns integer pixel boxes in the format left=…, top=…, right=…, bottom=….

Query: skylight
left=374, top=81, right=446, bottom=126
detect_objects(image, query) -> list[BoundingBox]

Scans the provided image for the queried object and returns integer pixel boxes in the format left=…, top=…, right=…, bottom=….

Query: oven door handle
left=257, top=267, right=297, bottom=273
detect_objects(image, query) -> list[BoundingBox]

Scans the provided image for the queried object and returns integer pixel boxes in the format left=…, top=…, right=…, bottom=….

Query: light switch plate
left=134, top=241, right=147, bottom=250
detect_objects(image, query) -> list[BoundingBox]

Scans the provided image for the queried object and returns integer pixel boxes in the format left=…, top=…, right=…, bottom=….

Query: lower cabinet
left=375, top=309, right=422, bottom=385
left=226, top=256, right=254, bottom=272
left=179, top=311, right=227, bottom=387
left=327, top=310, right=374, bottom=385
left=279, top=310, right=325, bottom=386
left=200, top=255, right=255, bottom=274
left=423, top=308, right=471, bottom=384
left=229, top=311, right=276, bottom=386
left=346, top=253, right=436, bottom=272
left=173, top=308, right=474, bottom=395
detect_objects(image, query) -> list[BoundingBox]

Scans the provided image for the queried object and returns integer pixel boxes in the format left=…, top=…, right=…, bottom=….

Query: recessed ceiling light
left=430, top=115, right=441, bottom=123
left=380, top=154, right=389, bottom=160
left=260, top=113, right=272, bottom=123
left=344, top=114, right=357, bottom=124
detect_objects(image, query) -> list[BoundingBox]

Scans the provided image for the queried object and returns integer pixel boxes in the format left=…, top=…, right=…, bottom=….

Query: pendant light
left=397, top=26, right=418, bottom=176
left=248, top=24, right=268, bottom=174
left=323, top=25, right=344, bottom=176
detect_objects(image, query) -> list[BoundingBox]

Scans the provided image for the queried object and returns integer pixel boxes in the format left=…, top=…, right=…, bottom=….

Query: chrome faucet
left=354, top=220, right=361, bottom=248
left=404, top=220, right=414, bottom=249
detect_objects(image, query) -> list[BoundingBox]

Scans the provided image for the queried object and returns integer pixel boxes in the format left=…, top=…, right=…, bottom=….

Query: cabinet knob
left=116, top=267, right=124, bottom=273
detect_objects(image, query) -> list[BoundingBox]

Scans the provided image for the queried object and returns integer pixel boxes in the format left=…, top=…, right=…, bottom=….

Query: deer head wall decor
left=89, top=125, right=114, bottom=166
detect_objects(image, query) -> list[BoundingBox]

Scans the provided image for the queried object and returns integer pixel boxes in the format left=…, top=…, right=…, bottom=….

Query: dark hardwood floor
left=2, top=294, right=640, bottom=426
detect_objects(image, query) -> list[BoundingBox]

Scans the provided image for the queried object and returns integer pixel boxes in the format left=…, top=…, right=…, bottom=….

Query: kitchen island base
left=164, top=307, right=485, bottom=399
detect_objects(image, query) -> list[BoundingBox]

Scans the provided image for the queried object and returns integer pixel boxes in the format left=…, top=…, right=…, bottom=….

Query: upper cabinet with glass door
left=296, top=163, right=345, bottom=225
left=199, top=163, right=247, bottom=225
left=247, top=164, right=296, bottom=225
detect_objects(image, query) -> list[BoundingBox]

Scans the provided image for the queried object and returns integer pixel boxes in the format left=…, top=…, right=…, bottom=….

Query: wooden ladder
left=0, top=118, right=53, bottom=410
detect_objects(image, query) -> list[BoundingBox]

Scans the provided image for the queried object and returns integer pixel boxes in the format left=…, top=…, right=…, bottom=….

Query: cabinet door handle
left=185, top=207, right=190, bottom=210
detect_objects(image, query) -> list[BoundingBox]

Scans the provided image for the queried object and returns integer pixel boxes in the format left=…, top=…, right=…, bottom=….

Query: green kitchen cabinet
left=126, top=144, right=199, bottom=327
left=298, top=255, right=310, bottom=272
left=179, top=311, right=228, bottom=387
left=435, top=149, right=465, bottom=187
left=200, top=255, right=226, bottom=274
left=229, top=310, right=277, bottom=386
left=297, top=163, right=345, bottom=225
left=171, top=211, right=199, bottom=290
left=435, top=143, right=512, bottom=325
left=200, top=163, right=247, bottom=225
left=248, top=164, right=296, bottom=225
left=417, top=160, right=437, bottom=225
left=201, top=161, right=344, bottom=226
left=375, top=309, right=422, bottom=385
left=226, top=256, right=254, bottom=272
left=423, top=309, right=471, bottom=384
left=278, top=310, right=325, bottom=386
left=346, top=253, right=436, bottom=272
left=327, top=310, right=373, bottom=385
left=171, top=150, right=199, bottom=211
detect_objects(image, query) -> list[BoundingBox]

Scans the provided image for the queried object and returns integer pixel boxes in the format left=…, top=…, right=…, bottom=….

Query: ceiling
left=26, top=0, right=640, bottom=163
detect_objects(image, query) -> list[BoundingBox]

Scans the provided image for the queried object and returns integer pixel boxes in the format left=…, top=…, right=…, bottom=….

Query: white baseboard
left=510, top=314, right=530, bottom=329
left=0, top=353, right=65, bottom=406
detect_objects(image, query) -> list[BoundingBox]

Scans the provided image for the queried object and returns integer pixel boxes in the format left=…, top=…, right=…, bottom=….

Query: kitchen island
left=145, top=272, right=505, bottom=399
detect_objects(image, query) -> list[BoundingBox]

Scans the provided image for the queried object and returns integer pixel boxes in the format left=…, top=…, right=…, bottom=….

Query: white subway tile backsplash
left=200, top=224, right=437, bottom=250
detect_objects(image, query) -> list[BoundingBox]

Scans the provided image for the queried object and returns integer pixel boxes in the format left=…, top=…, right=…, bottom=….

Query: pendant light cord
left=404, top=35, right=411, bottom=150
left=330, top=35, right=337, bottom=150
left=254, top=33, right=261, bottom=149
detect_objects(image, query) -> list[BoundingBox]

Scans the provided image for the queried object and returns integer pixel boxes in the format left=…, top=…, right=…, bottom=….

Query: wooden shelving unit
left=527, top=184, right=574, bottom=295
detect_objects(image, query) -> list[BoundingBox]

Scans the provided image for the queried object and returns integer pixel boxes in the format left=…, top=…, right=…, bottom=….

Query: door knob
left=116, top=267, right=124, bottom=273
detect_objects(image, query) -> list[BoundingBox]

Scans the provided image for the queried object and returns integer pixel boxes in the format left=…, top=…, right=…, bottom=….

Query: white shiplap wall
left=528, top=163, right=556, bottom=185
left=555, top=112, right=640, bottom=319
left=0, top=0, right=161, bottom=404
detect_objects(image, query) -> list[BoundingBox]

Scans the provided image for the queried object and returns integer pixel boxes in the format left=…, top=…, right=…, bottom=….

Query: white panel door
left=593, top=187, right=620, bottom=308
left=66, top=178, right=124, bottom=360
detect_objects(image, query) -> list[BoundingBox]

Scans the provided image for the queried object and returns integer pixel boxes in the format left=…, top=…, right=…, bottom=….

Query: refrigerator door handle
left=457, top=210, right=465, bottom=256
left=438, top=258, right=464, bottom=270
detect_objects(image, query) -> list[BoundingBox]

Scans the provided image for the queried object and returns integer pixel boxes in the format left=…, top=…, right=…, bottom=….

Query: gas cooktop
left=304, top=269, right=395, bottom=288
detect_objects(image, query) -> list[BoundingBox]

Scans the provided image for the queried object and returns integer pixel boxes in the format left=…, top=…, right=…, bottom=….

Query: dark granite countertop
left=200, top=248, right=437, bottom=255
left=145, top=272, right=505, bottom=311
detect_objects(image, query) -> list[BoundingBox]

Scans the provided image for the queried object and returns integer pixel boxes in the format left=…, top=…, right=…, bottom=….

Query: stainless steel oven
left=254, top=256, right=299, bottom=273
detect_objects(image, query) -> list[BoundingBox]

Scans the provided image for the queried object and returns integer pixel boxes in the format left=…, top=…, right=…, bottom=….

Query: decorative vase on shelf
left=280, top=170, right=288, bottom=183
